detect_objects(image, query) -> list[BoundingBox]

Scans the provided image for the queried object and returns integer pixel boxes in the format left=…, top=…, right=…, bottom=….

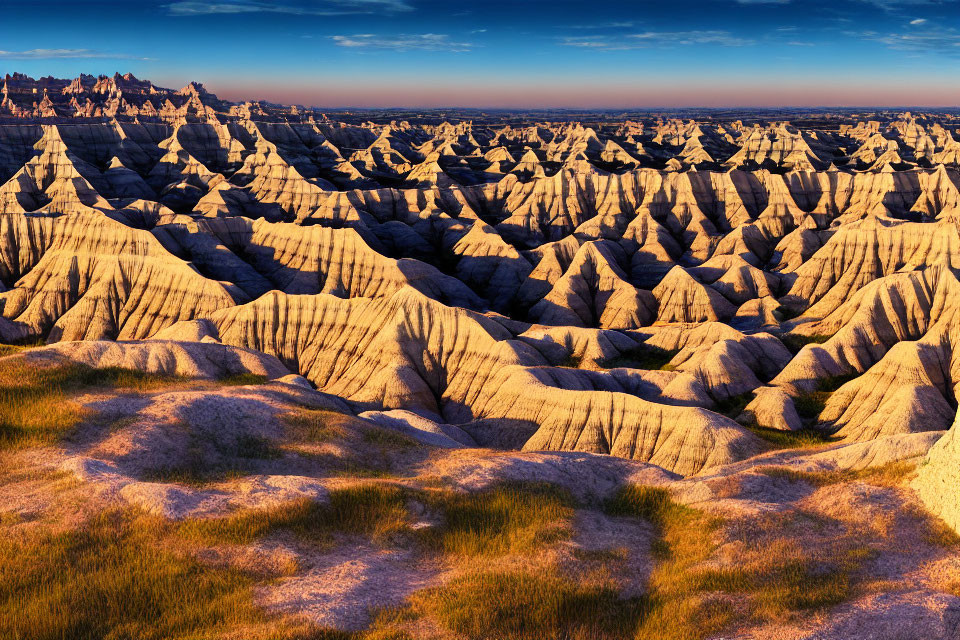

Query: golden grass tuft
left=792, top=373, right=860, bottom=422
left=0, top=504, right=404, bottom=640
left=757, top=461, right=917, bottom=488
left=943, top=580, right=960, bottom=598
left=901, top=503, right=960, bottom=549
left=280, top=409, right=419, bottom=479
left=0, top=337, right=46, bottom=358
left=621, top=488, right=734, bottom=640
left=601, top=344, right=679, bottom=371
left=423, top=481, right=574, bottom=558
left=361, top=427, right=418, bottom=449
left=779, top=333, right=832, bottom=355
left=219, top=373, right=270, bottom=386
left=282, top=409, right=357, bottom=444
left=603, top=484, right=684, bottom=527
left=686, top=539, right=870, bottom=620
left=599, top=484, right=873, bottom=640
left=179, top=481, right=576, bottom=560
left=922, top=518, right=960, bottom=549
left=179, top=485, right=412, bottom=547
left=409, top=567, right=646, bottom=640
left=0, top=362, right=183, bottom=450
left=0, top=509, right=306, bottom=640
left=744, top=425, right=837, bottom=449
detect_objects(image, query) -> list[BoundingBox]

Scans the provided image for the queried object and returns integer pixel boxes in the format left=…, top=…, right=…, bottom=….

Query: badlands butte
left=1, top=71, right=960, bottom=639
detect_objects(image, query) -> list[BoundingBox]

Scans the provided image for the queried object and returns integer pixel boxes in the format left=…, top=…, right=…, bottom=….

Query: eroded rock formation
left=4, top=74, right=960, bottom=481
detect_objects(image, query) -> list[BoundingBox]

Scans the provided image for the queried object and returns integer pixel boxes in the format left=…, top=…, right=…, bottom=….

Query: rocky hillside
left=2, top=75, right=960, bottom=639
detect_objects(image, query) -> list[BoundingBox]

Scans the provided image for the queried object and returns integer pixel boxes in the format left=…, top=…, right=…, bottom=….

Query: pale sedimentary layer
left=2, top=93, right=960, bottom=477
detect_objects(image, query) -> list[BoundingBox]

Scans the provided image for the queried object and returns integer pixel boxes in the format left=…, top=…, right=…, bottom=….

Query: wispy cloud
left=566, top=21, right=638, bottom=30
left=331, top=33, right=475, bottom=51
left=858, top=0, right=942, bottom=9
left=561, top=30, right=755, bottom=50
left=166, top=0, right=412, bottom=16
left=742, top=0, right=946, bottom=7
left=633, top=31, right=755, bottom=46
left=910, top=18, right=928, bottom=24
left=853, top=25, right=960, bottom=55
left=0, top=48, right=151, bottom=60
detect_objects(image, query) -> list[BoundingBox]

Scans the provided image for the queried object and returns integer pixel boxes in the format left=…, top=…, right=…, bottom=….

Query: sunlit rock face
left=3, top=73, right=960, bottom=477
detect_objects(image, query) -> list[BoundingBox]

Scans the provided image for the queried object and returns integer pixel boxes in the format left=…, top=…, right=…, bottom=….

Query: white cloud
left=331, top=33, right=474, bottom=51
left=166, top=0, right=412, bottom=16
left=562, top=30, right=754, bottom=50
left=910, top=18, right=928, bottom=24
left=634, top=30, right=754, bottom=46
left=566, top=21, right=638, bottom=30
left=859, top=0, right=942, bottom=9
left=853, top=25, right=960, bottom=55
left=0, top=48, right=150, bottom=60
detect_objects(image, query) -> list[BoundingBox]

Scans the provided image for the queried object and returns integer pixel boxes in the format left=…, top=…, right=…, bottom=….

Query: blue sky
left=0, top=0, right=957, bottom=107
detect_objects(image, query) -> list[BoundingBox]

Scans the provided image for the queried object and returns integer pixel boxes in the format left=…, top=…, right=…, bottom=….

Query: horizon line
left=298, top=104, right=960, bottom=110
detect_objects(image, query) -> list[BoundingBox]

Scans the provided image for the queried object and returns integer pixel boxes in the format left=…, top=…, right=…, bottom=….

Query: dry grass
left=779, top=333, right=832, bottom=355
left=0, top=337, right=46, bottom=358
left=219, top=373, right=270, bottom=386
left=609, top=487, right=734, bottom=640
left=0, top=502, right=407, bottom=640
left=0, top=470, right=905, bottom=640
left=793, top=392, right=828, bottom=421
left=598, top=484, right=873, bottom=640
left=920, top=515, right=960, bottom=548
left=744, top=425, right=837, bottom=449
left=280, top=409, right=419, bottom=479
left=171, top=483, right=583, bottom=638
left=603, top=484, right=680, bottom=526
left=180, top=481, right=575, bottom=560
left=283, top=409, right=351, bottom=444
left=718, top=393, right=838, bottom=451
left=139, top=423, right=286, bottom=486
left=141, top=464, right=257, bottom=487
left=757, top=461, right=917, bottom=488
left=390, top=483, right=730, bottom=640
left=0, top=465, right=73, bottom=489
left=356, top=483, right=587, bottom=637
left=423, top=481, right=574, bottom=558
left=408, top=567, right=646, bottom=640
left=713, top=391, right=754, bottom=420
left=793, top=373, right=860, bottom=423
left=0, top=362, right=185, bottom=450
left=688, top=538, right=870, bottom=620
left=0, top=345, right=919, bottom=640
left=900, top=503, right=960, bottom=549
left=558, top=351, right=585, bottom=368
left=286, top=410, right=416, bottom=452
left=179, top=485, right=412, bottom=547
left=601, top=344, right=679, bottom=371
left=0, top=508, right=341, bottom=640
left=361, top=427, right=418, bottom=450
